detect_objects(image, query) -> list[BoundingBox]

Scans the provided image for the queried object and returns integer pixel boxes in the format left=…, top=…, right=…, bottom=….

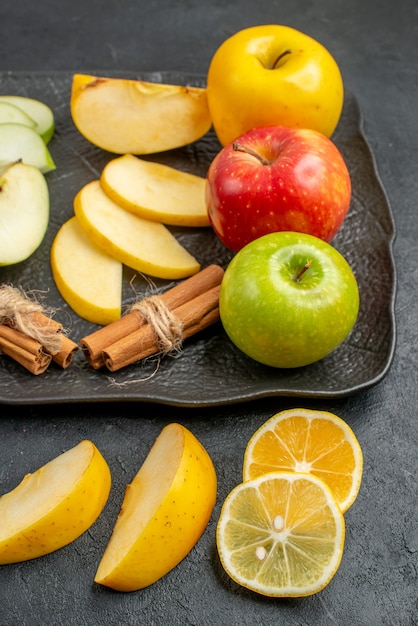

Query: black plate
left=0, top=70, right=396, bottom=406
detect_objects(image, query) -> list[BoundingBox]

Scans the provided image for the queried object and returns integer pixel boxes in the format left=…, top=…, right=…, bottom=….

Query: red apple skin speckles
left=205, top=125, right=352, bottom=252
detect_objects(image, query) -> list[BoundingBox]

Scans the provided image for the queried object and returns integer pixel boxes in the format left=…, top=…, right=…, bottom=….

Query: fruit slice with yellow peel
left=70, top=73, right=212, bottom=154
left=216, top=472, right=345, bottom=597
left=74, top=180, right=200, bottom=279
left=94, top=423, right=217, bottom=592
left=243, top=408, right=363, bottom=513
left=51, top=216, right=122, bottom=325
left=101, top=154, right=210, bottom=227
left=0, top=440, right=111, bottom=565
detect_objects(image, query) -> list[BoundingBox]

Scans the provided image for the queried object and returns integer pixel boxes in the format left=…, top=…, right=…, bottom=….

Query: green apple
left=0, top=161, right=50, bottom=266
left=0, top=123, right=56, bottom=173
left=0, top=95, right=55, bottom=143
left=0, top=102, right=36, bottom=128
left=219, top=231, right=359, bottom=368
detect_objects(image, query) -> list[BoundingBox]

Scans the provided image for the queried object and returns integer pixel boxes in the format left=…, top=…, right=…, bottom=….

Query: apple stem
left=294, top=260, right=312, bottom=282
left=272, top=49, right=292, bottom=69
left=232, top=142, right=272, bottom=166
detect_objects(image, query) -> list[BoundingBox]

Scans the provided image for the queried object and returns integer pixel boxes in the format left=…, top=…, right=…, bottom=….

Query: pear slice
left=51, top=216, right=123, bottom=325
left=0, top=101, right=36, bottom=128
left=74, top=180, right=200, bottom=280
left=0, top=123, right=56, bottom=173
left=0, top=440, right=111, bottom=565
left=101, top=154, right=210, bottom=227
left=70, top=73, right=212, bottom=154
left=0, top=95, right=55, bottom=143
left=0, top=161, right=49, bottom=266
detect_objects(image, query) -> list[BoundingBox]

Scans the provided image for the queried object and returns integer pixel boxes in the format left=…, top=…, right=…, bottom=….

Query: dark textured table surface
left=0, top=1, right=417, bottom=625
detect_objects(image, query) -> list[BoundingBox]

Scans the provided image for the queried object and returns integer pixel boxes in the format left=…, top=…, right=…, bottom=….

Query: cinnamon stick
left=103, top=284, right=221, bottom=371
left=81, top=264, right=224, bottom=369
left=0, top=325, right=52, bottom=375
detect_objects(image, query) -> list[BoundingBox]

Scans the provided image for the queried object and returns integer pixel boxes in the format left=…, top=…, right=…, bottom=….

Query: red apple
left=206, top=125, right=351, bottom=252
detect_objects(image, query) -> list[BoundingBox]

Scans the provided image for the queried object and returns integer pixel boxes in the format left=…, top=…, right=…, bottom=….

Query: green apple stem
left=232, top=142, right=272, bottom=166
left=293, top=260, right=312, bottom=282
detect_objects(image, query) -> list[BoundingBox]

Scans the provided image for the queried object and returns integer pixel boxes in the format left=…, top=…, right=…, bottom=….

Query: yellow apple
left=74, top=180, right=200, bottom=279
left=101, top=154, right=210, bottom=227
left=94, top=423, right=217, bottom=591
left=0, top=440, right=111, bottom=564
left=206, top=24, right=344, bottom=145
left=70, top=73, right=212, bottom=154
left=51, top=216, right=123, bottom=325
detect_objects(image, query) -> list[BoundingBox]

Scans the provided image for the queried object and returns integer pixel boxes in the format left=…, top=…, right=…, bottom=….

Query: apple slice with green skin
left=51, top=216, right=123, bottom=325
left=0, top=101, right=36, bottom=128
left=0, top=440, right=111, bottom=565
left=0, top=161, right=50, bottom=266
left=0, top=123, right=56, bottom=173
left=74, top=180, right=200, bottom=280
left=0, top=95, right=55, bottom=143
left=101, top=154, right=210, bottom=227
left=70, top=73, right=212, bottom=154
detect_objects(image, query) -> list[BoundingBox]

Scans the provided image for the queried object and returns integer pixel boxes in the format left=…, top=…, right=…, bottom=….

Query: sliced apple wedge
left=0, top=440, right=111, bottom=565
left=74, top=180, right=200, bottom=279
left=0, top=161, right=49, bottom=266
left=0, top=101, right=36, bottom=128
left=101, top=154, right=210, bottom=227
left=0, top=95, right=55, bottom=143
left=70, top=73, right=212, bottom=154
left=94, top=423, right=217, bottom=591
left=51, top=216, right=123, bottom=325
left=0, top=123, right=56, bottom=173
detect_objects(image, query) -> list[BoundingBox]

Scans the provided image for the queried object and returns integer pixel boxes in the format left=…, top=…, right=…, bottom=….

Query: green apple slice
left=74, top=180, right=200, bottom=280
left=51, top=216, right=123, bottom=325
left=0, top=102, right=36, bottom=128
left=0, top=123, right=56, bottom=173
left=0, top=161, right=50, bottom=266
left=0, top=95, right=55, bottom=143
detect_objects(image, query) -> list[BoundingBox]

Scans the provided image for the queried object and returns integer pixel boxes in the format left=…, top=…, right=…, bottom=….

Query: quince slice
left=101, top=154, right=210, bottom=227
left=0, top=440, right=111, bottom=564
left=51, top=216, right=122, bottom=325
left=70, top=73, right=212, bottom=154
left=74, top=180, right=200, bottom=279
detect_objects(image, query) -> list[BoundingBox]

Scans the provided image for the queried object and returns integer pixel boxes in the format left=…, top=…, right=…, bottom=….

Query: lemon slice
left=243, top=408, right=363, bottom=513
left=216, top=472, right=345, bottom=597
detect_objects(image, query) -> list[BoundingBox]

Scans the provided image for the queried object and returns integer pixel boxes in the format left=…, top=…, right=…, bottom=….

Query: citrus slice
left=243, top=408, right=363, bottom=513
left=216, top=472, right=345, bottom=597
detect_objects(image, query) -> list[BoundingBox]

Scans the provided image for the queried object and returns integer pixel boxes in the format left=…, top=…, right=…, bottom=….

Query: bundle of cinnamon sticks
left=81, top=264, right=224, bottom=372
left=0, top=286, right=78, bottom=375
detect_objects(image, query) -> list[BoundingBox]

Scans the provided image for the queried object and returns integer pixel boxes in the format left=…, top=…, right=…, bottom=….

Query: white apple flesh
left=0, top=123, right=56, bottom=173
left=0, top=161, right=50, bottom=266
left=0, top=95, right=55, bottom=143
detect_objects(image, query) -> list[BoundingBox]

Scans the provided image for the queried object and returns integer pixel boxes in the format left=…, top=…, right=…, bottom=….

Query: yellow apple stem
left=272, top=49, right=292, bottom=69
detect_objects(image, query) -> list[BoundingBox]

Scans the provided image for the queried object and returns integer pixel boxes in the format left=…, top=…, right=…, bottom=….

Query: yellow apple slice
left=0, top=440, right=111, bottom=565
left=70, top=73, right=212, bottom=154
left=74, top=180, right=200, bottom=279
left=94, top=423, right=217, bottom=592
left=51, top=216, right=122, bottom=325
left=101, top=154, right=210, bottom=227
left=0, top=161, right=49, bottom=266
